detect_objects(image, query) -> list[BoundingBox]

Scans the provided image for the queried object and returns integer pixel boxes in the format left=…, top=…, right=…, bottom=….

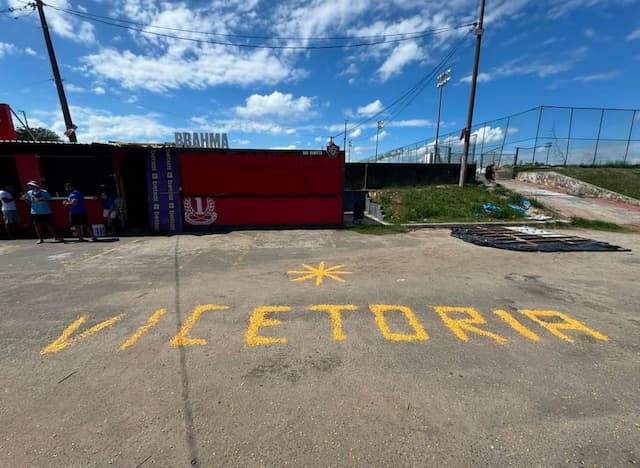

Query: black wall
left=344, top=163, right=476, bottom=190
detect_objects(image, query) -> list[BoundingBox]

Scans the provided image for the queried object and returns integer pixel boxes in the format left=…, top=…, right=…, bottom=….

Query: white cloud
left=377, top=41, right=424, bottom=81
left=357, top=99, right=384, bottom=117
left=341, top=63, right=358, bottom=76
left=34, top=106, right=173, bottom=143
left=8, top=0, right=95, bottom=43
left=66, top=83, right=87, bottom=93
left=472, top=126, right=506, bottom=145
left=274, top=0, right=370, bottom=40
left=0, top=42, right=16, bottom=58
left=234, top=91, right=314, bottom=120
left=627, top=28, right=640, bottom=41
left=93, top=86, right=107, bottom=95
left=387, top=119, right=433, bottom=128
left=349, top=128, right=362, bottom=138
left=83, top=47, right=297, bottom=93
left=185, top=116, right=296, bottom=136
left=460, top=72, right=492, bottom=83
left=547, top=0, right=633, bottom=19
left=584, top=28, right=596, bottom=38
left=24, top=47, right=37, bottom=56
left=461, top=47, right=588, bottom=84
left=573, top=70, right=620, bottom=82
left=370, top=130, right=387, bottom=142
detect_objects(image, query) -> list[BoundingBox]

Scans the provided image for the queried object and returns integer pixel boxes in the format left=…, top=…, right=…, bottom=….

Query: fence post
left=532, top=106, right=543, bottom=163
left=593, top=109, right=605, bottom=166
left=363, top=162, right=369, bottom=190
left=512, top=147, right=519, bottom=179
left=624, top=110, right=636, bottom=164
left=447, top=147, right=452, bottom=164
left=499, top=116, right=510, bottom=159
left=564, top=107, right=573, bottom=166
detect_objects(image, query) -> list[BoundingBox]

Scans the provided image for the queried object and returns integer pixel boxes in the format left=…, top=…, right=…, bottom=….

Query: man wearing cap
left=23, top=180, right=62, bottom=244
left=63, top=182, right=96, bottom=242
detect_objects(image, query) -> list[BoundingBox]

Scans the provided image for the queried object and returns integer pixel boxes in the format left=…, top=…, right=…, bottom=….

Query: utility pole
left=459, top=0, right=486, bottom=186
left=34, top=0, right=77, bottom=142
left=375, top=120, right=384, bottom=161
left=348, top=140, right=353, bottom=163
left=434, top=69, right=451, bottom=163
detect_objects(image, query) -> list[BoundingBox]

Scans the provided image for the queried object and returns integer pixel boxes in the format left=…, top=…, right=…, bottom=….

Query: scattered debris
left=57, top=370, right=79, bottom=384
left=482, top=203, right=501, bottom=213
left=451, top=226, right=630, bottom=252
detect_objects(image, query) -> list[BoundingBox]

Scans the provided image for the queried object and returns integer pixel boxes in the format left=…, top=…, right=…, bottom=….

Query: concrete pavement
left=1, top=229, right=639, bottom=466
left=498, top=179, right=640, bottom=226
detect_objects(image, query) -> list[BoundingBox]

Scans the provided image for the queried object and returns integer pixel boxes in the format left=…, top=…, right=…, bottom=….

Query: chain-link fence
left=369, top=105, right=640, bottom=168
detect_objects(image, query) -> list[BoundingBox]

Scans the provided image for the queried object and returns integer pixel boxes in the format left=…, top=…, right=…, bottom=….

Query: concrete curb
left=400, top=220, right=569, bottom=229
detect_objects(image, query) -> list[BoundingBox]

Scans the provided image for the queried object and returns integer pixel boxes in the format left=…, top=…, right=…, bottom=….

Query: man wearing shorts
left=23, top=180, right=62, bottom=244
left=0, top=185, right=19, bottom=239
left=63, top=182, right=96, bottom=242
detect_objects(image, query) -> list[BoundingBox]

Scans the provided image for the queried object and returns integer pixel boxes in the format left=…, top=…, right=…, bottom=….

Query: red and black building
left=0, top=104, right=345, bottom=235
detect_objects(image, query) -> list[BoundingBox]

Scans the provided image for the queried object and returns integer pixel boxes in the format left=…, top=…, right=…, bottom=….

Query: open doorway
left=118, top=149, right=149, bottom=232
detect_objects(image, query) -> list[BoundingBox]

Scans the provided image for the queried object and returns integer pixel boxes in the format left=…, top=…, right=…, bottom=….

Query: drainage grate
left=451, top=226, right=631, bottom=252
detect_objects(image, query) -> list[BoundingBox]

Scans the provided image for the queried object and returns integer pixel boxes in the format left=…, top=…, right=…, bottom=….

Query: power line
left=40, top=1, right=473, bottom=50
left=338, top=31, right=473, bottom=145
left=0, top=3, right=34, bottom=16
left=40, top=1, right=474, bottom=42
left=41, top=1, right=474, bottom=43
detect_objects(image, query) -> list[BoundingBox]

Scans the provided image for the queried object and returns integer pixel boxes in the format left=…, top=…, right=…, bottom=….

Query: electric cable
left=40, top=1, right=474, bottom=50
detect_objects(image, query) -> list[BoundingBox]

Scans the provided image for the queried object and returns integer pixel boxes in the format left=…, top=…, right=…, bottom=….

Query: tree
left=15, top=127, right=62, bottom=141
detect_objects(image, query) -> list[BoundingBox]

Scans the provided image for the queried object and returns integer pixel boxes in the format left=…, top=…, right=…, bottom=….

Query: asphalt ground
left=1, top=228, right=639, bottom=467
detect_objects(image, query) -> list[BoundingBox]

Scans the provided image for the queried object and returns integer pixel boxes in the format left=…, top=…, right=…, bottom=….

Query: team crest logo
left=326, top=143, right=340, bottom=158
left=183, top=197, right=218, bottom=225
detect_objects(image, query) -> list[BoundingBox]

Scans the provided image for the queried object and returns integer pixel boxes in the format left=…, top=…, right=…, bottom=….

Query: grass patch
left=554, top=167, right=640, bottom=200
left=370, top=184, right=533, bottom=223
left=350, top=224, right=409, bottom=235
left=569, top=217, right=625, bottom=232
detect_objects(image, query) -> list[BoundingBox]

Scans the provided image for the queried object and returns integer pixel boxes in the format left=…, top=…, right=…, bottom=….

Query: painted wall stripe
left=245, top=305, right=291, bottom=346
left=369, top=304, right=429, bottom=342
left=308, top=304, right=358, bottom=341
left=493, top=309, right=540, bottom=341
left=435, top=306, right=507, bottom=344
left=170, top=304, right=229, bottom=347
left=519, top=309, right=609, bottom=343
left=120, top=308, right=167, bottom=350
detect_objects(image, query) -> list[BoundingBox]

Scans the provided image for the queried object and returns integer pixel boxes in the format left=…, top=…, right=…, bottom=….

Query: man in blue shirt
left=63, top=182, right=96, bottom=241
left=23, top=180, right=62, bottom=244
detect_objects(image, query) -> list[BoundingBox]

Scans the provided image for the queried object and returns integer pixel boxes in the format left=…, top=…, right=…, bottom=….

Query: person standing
left=63, top=182, right=96, bottom=242
left=23, top=180, right=61, bottom=244
left=0, top=185, right=19, bottom=239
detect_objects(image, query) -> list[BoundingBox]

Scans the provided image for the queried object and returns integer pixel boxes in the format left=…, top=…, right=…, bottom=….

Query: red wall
left=179, top=150, right=343, bottom=227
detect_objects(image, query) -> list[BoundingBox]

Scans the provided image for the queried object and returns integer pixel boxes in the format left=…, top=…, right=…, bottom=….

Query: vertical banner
left=146, top=147, right=183, bottom=234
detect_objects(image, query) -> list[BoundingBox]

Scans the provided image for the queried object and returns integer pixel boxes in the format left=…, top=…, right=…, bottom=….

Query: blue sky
left=1, top=0, right=639, bottom=161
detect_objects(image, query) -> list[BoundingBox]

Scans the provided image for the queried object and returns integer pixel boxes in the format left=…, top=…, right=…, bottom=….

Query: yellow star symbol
left=287, top=261, right=352, bottom=286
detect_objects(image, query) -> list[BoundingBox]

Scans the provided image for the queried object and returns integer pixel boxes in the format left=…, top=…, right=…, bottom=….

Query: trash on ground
left=451, top=226, right=630, bottom=252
